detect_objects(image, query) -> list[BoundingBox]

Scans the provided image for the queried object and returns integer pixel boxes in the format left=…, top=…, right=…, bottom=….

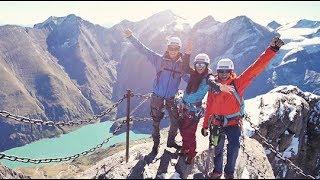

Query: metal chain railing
left=132, top=92, right=152, bottom=100
left=0, top=95, right=127, bottom=127
left=0, top=91, right=153, bottom=165
left=129, top=94, right=151, bottom=116
left=131, top=116, right=153, bottom=122
left=243, top=114, right=315, bottom=179
left=110, top=92, right=152, bottom=125
left=131, top=114, right=170, bottom=123
left=0, top=118, right=128, bottom=164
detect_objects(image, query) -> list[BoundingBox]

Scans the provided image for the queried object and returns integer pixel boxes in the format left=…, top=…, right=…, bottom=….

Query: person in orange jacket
left=201, top=37, right=284, bottom=179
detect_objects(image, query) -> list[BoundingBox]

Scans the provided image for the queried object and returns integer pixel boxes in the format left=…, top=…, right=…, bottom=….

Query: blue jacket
left=182, top=75, right=209, bottom=112
left=128, top=35, right=189, bottom=99
left=181, top=70, right=221, bottom=113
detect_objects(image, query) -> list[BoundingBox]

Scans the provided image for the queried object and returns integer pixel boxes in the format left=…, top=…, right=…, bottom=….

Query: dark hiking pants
left=213, top=125, right=241, bottom=175
left=150, top=93, right=180, bottom=147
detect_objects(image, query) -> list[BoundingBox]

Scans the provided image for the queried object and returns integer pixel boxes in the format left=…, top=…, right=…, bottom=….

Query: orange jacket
left=203, top=47, right=277, bottom=129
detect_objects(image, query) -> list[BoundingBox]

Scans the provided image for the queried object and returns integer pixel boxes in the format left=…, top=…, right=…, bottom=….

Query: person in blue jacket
left=178, top=53, right=233, bottom=164
left=124, top=29, right=192, bottom=154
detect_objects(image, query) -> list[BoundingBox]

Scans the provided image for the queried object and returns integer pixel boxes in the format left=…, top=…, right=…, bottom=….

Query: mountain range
left=0, top=10, right=319, bottom=153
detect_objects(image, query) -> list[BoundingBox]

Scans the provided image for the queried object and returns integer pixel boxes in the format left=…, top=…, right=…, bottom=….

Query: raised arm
left=202, top=92, right=214, bottom=129
left=206, top=74, right=221, bottom=93
left=235, top=37, right=284, bottom=94
left=206, top=74, right=235, bottom=93
left=182, top=40, right=193, bottom=74
left=182, top=53, right=193, bottom=74
left=124, top=29, right=162, bottom=67
left=181, top=74, right=190, bottom=83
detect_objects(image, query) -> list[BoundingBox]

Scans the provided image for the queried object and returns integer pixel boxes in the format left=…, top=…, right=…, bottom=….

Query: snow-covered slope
left=269, top=19, right=320, bottom=68
left=248, top=19, right=320, bottom=99
left=243, top=85, right=320, bottom=178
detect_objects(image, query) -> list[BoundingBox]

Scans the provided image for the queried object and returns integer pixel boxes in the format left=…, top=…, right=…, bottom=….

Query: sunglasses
left=217, top=69, right=232, bottom=74
left=167, top=46, right=180, bottom=52
left=195, top=62, right=207, bottom=68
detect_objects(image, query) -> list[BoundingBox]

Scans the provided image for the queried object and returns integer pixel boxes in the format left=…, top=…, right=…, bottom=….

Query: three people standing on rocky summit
left=124, top=28, right=284, bottom=179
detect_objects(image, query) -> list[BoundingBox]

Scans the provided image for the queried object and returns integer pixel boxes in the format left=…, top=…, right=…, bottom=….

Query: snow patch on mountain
left=283, top=137, right=299, bottom=158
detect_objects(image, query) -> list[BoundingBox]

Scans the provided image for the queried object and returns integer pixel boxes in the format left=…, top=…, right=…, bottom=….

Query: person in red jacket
left=201, top=37, right=284, bottom=179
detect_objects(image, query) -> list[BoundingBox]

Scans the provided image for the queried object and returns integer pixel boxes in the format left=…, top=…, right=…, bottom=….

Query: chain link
left=0, top=92, right=152, bottom=165
left=243, top=114, right=315, bottom=179
left=129, top=96, right=151, bottom=116
left=132, top=92, right=152, bottom=100
left=0, top=117, right=128, bottom=164
left=0, top=95, right=127, bottom=127
left=131, top=114, right=170, bottom=123
left=131, top=117, right=153, bottom=122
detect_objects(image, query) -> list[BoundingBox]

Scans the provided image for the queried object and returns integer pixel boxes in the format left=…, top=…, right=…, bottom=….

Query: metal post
left=126, top=89, right=131, bottom=163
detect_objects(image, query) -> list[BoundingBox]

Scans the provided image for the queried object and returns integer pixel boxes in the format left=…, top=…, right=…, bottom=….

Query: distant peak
left=147, top=9, right=177, bottom=21
left=267, top=20, right=281, bottom=29
left=293, top=19, right=320, bottom=28
left=192, top=15, right=220, bottom=30
left=201, top=15, right=217, bottom=23
left=298, top=19, right=314, bottom=23
left=67, top=14, right=77, bottom=18
left=234, top=15, right=252, bottom=22
left=155, top=9, right=175, bottom=17
left=227, top=15, right=255, bottom=27
left=34, top=16, right=65, bottom=29
left=65, top=14, right=79, bottom=21
left=34, top=14, right=84, bottom=29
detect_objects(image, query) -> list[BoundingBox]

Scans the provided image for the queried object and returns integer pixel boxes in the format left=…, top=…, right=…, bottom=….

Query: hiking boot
left=209, top=171, right=222, bottom=179
left=224, top=173, right=234, bottom=179
left=167, top=142, right=182, bottom=150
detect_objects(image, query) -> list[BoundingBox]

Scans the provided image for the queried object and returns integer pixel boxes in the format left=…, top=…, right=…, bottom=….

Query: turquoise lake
left=0, top=121, right=150, bottom=169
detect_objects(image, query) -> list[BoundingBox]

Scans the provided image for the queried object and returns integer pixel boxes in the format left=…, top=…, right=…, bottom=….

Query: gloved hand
left=219, top=84, right=235, bottom=95
left=270, top=36, right=284, bottom=52
left=201, top=128, right=208, bottom=137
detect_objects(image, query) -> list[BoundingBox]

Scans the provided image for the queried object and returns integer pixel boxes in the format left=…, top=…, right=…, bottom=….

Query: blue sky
left=0, top=1, right=320, bottom=27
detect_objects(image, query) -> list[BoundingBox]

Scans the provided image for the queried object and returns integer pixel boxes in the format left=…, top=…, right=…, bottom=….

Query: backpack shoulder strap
left=230, top=80, right=245, bottom=116
left=155, top=60, right=166, bottom=85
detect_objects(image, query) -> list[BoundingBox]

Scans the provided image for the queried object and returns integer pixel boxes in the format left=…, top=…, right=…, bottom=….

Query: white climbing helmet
left=167, top=36, right=182, bottom=47
left=216, top=58, right=234, bottom=70
left=194, top=53, right=210, bottom=65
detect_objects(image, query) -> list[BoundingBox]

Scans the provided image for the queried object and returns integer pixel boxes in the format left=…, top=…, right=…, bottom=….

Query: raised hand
left=219, top=84, right=235, bottom=94
left=270, top=36, right=284, bottom=51
left=123, top=28, right=133, bottom=38
left=185, top=39, right=193, bottom=55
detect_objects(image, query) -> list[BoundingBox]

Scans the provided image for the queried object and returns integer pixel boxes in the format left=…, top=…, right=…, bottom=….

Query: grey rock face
left=246, top=86, right=320, bottom=178
left=0, top=163, right=30, bottom=179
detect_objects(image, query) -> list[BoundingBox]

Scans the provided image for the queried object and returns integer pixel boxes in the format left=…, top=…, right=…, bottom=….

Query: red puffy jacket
left=203, top=47, right=277, bottom=129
